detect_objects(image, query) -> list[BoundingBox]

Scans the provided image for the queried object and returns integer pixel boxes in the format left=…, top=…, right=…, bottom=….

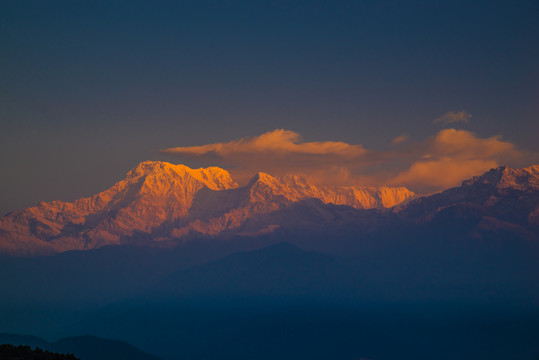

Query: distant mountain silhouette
left=151, top=242, right=353, bottom=302
left=75, top=242, right=539, bottom=360
left=1, top=240, right=538, bottom=360
left=125, top=234, right=538, bottom=307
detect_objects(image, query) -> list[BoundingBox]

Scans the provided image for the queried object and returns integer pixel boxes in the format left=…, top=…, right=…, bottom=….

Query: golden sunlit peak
left=130, top=160, right=180, bottom=173
left=130, top=161, right=215, bottom=176
left=125, top=161, right=238, bottom=189
left=249, top=172, right=277, bottom=184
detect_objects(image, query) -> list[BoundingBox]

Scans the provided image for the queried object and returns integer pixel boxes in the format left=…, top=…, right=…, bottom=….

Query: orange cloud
left=391, top=134, right=408, bottom=144
left=389, top=159, right=498, bottom=192
left=387, top=129, right=524, bottom=193
left=159, top=128, right=528, bottom=194
left=433, top=110, right=472, bottom=125
left=160, top=129, right=366, bottom=158
left=430, top=128, right=515, bottom=158
left=159, top=129, right=370, bottom=184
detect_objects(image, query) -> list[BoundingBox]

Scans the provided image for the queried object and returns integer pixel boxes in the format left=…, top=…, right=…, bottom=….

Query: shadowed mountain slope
left=393, top=165, right=539, bottom=240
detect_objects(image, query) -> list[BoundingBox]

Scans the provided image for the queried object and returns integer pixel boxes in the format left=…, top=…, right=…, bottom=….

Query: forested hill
left=0, top=344, right=79, bottom=360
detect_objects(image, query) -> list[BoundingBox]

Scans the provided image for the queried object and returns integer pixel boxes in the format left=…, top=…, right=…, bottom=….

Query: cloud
left=159, top=128, right=528, bottom=194
left=160, top=129, right=366, bottom=157
left=159, top=129, right=370, bottom=184
left=391, top=134, right=408, bottom=144
left=386, top=129, right=524, bottom=193
left=389, top=159, right=498, bottom=192
left=433, top=110, right=472, bottom=125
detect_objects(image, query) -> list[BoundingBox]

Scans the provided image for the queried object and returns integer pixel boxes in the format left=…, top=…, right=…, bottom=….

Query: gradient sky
left=1, top=0, right=538, bottom=215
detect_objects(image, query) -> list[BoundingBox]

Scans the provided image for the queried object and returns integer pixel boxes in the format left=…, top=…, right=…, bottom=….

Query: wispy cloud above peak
left=160, top=129, right=367, bottom=158
left=159, top=129, right=369, bottom=185
left=433, top=110, right=472, bottom=125
left=159, top=128, right=529, bottom=194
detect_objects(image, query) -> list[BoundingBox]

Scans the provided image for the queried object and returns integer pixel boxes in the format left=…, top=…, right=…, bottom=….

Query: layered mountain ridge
left=400, top=164, right=539, bottom=226
left=2, top=161, right=538, bottom=256
left=0, top=161, right=414, bottom=255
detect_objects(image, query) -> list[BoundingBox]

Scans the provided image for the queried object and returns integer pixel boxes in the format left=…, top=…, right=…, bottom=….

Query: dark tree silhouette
left=0, top=344, right=79, bottom=360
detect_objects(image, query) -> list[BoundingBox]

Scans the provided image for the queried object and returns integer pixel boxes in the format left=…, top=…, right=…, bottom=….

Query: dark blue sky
left=1, top=0, right=538, bottom=214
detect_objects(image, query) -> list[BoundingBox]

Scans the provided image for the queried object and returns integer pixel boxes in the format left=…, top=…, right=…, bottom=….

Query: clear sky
left=1, top=0, right=538, bottom=215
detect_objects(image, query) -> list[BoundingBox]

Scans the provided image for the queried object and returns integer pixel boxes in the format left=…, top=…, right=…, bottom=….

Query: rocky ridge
left=397, top=164, right=539, bottom=236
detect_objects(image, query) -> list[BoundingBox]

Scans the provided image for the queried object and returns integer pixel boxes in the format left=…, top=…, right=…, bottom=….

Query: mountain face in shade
left=0, top=161, right=413, bottom=255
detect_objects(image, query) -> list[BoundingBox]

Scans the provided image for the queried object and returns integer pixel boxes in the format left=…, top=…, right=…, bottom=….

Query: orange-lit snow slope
left=0, top=161, right=414, bottom=255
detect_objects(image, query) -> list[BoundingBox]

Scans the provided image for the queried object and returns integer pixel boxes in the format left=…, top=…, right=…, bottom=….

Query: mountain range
left=0, top=161, right=414, bottom=255
left=1, top=162, right=539, bottom=359
left=1, top=161, right=538, bottom=256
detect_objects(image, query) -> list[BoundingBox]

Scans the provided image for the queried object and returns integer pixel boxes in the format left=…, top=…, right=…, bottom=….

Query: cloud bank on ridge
left=159, top=128, right=527, bottom=194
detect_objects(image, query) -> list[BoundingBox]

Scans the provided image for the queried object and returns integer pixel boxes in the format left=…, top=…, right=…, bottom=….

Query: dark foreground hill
left=0, top=334, right=161, bottom=360
left=0, top=344, right=78, bottom=360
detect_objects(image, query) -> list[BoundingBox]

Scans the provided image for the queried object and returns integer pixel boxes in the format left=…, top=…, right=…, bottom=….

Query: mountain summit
left=0, top=161, right=413, bottom=255
left=462, top=164, right=539, bottom=191
left=397, top=164, right=539, bottom=239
